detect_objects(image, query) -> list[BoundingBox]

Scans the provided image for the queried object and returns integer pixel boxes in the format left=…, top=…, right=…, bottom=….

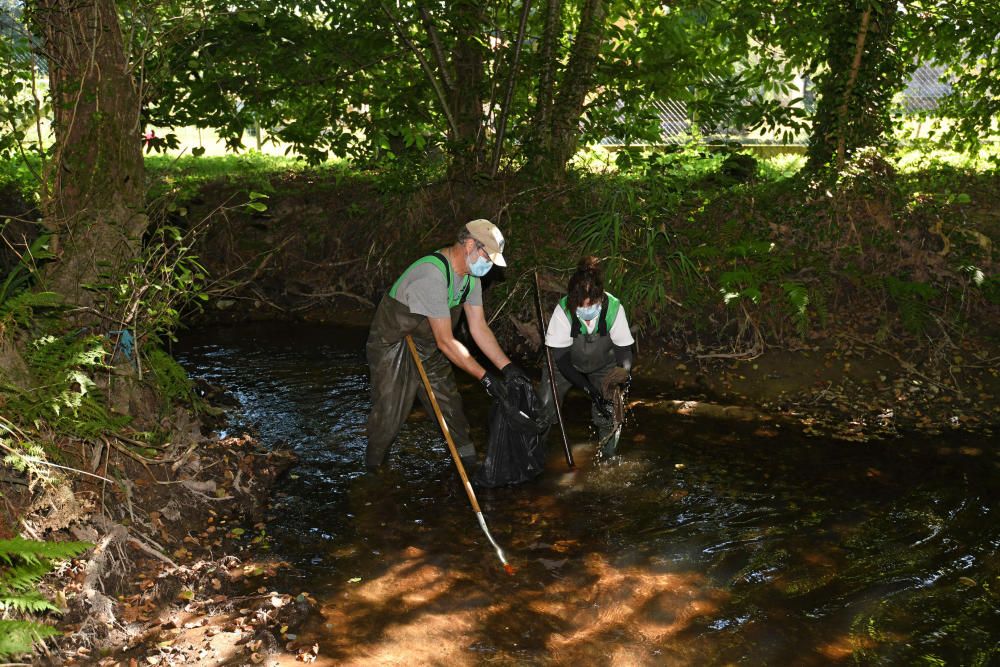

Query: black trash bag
left=474, top=375, right=549, bottom=488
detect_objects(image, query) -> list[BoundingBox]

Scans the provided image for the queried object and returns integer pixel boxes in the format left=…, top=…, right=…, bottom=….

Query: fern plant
left=0, top=230, right=53, bottom=309
left=781, top=281, right=812, bottom=338
left=885, top=275, right=939, bottom=334
left=0, top=537, right=92, bottom=660
left=8, top=333, right=128, bottom=443
left=0, top=417, right=50, bottom=484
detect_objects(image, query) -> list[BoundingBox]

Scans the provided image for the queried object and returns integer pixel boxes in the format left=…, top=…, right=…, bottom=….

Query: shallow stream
left=176, top=322, right=999, bottom=666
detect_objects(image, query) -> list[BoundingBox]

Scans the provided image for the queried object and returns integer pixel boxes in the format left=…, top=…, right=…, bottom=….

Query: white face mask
left=467, top=245, right=493, bottom=277
left=576, top=303, right=601, bottom=321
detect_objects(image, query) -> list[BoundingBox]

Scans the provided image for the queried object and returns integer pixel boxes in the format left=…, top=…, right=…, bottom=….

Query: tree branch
left=417, top=3, right=454, bottom=92
left=836, top=3, right=873, bottom=169
left=380, top=2, right=460, bottom=139
left=490, top=0, right=533, bottom=176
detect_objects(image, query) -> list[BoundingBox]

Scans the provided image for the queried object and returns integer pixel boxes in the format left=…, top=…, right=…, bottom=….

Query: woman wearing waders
left=539, top=256, right=635, bottom=459
left=365, top=220, right=529, bottom=472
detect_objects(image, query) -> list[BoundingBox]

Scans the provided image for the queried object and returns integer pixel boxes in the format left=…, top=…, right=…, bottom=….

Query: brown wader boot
left=365, top=294, right=476, bottom=469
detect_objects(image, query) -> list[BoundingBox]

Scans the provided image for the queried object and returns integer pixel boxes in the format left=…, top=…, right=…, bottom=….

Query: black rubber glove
left=586, top=384, right=613, bottom=420
left=480, top=370, right=507, bottom=402
left=502, top=362, right=529, bottom=382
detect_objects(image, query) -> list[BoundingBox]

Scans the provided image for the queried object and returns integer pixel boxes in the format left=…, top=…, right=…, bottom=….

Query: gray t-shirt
left=394, top=261, right=483, bottom=319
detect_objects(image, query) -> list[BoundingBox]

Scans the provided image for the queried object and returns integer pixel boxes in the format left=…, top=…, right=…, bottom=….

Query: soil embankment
left=183, top=171, right=999, bottom=441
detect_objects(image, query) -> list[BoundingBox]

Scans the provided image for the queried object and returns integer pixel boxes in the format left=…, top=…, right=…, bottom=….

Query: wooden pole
left=404, top=336, right=513, bottom=572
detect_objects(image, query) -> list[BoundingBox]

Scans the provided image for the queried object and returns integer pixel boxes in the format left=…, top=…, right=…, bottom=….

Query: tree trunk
left=531, top=0, right=562, bottom=152
left=806, top=0, right=903, bottom=172
left=34, top=0, right=145, bottom=311
left=447, top=0, right=488, bottom=180
left=532, top=0, right=607, bottom=181
left=489, top=0, right=533, bottom=177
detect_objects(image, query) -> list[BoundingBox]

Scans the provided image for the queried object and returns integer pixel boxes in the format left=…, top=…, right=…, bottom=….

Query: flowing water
left=175, top=322, right=999, bottom=666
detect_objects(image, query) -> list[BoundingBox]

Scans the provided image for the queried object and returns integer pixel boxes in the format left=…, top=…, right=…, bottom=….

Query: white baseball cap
left=466, top=219, right=506, bottom=267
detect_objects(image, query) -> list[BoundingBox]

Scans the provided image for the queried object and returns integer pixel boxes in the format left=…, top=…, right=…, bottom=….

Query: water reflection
left=176, top=322, right=1000, bottom=665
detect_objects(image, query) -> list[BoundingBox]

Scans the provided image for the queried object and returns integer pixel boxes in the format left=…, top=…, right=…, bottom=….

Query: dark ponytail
left=567, top=255, right=605, bottom=311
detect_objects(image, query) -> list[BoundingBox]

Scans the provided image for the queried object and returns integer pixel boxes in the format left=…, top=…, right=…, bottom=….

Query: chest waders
left=538, top=293, right=623, bottom=458
left=365, top=253, right=477, bottom=470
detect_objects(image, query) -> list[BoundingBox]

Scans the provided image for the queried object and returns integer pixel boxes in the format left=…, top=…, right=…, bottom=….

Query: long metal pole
left=404, top=335, right=513, bottom=573
left=533, top=271, right=575, bottom=469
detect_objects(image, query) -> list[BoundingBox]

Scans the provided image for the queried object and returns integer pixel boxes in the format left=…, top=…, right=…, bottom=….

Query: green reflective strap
left=388, top=254, right=472, bottom=309
left=604, top=292, right=621, bottom=330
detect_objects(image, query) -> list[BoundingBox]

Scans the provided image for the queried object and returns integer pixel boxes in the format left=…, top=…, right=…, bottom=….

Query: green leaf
left=0, top=538, right=92, bottom=565
left=0, top=592, right=60, bottom=614
left=0, top=619, right=60, bottom=660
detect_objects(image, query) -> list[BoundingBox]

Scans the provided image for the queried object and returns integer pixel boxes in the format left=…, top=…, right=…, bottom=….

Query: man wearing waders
left=539, top=256, right=634, bottom=459
left=365, top=220, right=528, bottom=471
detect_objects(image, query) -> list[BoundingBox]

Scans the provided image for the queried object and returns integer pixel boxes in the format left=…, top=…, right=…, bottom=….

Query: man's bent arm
left=427, top=316, right=488, bottom=379
left=464, top=304, right=512, bottom=371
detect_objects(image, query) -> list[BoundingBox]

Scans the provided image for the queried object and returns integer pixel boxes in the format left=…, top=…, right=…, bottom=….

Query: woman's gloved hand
left=586, top=384, right=613, bottom=420
left=601, top=366, right=631, bottom=398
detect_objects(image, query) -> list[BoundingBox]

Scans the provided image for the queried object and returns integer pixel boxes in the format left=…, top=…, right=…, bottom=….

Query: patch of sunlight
left=759, top=152, right=806, bottom=180
left=544, top=552, right=727, bottom=657
left=145, top=124, right=294, bottom=158
left=318, top=556, right=480, bottom=666
left=895, top=143, right=1000, bottom=173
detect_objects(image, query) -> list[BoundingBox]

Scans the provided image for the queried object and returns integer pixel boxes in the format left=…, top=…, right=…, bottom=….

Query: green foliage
left=781, top=281, right=811, bottom=338
left=144, top=346, right=196, bottom=411
left=912, top=1, right=1000, bottom=153
left=0, top=416, right=49, bottom=483
left=566, top=165, right=712, bottom=328
left=0, top=290, right=61, bottom=327
left=0, top=2, right=45, bottom=167
left=0, top=537, right=92, bottom=660
left=885, top=276, right=939, bottom=334
left=0, top=225, right=56, bottom=324
left=88, top=224, right=209, bottom=348
left=0, top=156, right=41, bottom=202
left=8, top=333, right=126, bottom=441
left=0, top=620, right=60, bottom=659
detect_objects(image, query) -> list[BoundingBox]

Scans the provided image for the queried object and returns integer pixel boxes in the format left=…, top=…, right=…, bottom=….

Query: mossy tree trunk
left=528, top=0, right=608, bottom=181
left=33, top=0, right=146, bottom=313
left=448, top=0, right=487, bottom=180
left=806, top=0, right=906, bottom=172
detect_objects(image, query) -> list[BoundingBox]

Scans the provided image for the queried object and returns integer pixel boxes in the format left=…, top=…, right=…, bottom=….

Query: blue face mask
left=468, top=254, right=493, bottom=277
left=576, top=304, right=601, bottom=321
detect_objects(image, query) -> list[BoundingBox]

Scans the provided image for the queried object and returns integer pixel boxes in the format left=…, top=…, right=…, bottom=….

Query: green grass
left=144, top=152, right=350, bottom=202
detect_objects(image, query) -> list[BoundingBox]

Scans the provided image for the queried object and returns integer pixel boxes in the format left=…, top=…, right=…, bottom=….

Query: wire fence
left=600, top=64, right=956, bottom=147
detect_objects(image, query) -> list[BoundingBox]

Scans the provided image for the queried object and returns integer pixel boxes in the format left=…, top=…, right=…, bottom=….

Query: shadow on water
left=175, top=322, right=1000, bottom=665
